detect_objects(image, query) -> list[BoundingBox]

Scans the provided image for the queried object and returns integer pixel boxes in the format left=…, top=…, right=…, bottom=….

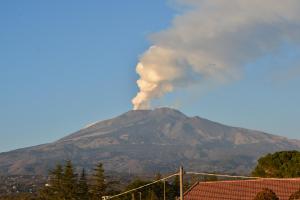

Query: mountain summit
left=0, top=108, right=299, bottom=175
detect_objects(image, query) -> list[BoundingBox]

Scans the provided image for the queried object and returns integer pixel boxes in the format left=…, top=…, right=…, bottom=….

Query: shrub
left=253, top=188, right=279, bottom=200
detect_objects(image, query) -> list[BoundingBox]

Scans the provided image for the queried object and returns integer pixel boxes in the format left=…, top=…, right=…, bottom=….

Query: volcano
left=0, top=108, right=299, bottom=175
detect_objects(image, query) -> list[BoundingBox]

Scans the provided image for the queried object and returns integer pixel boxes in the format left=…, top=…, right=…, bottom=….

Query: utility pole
left=179, top=166, right=184, bottom=200
left=163, top=180, right=166, bottom=200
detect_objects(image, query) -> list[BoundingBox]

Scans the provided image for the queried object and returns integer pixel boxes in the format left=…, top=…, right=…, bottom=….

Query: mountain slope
left=0, top=108, right=299, bottom=175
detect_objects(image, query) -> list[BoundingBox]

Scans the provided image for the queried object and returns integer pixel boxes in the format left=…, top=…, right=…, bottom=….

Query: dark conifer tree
left=77, top=168, right=89, bottom=200
left=90, top=162, right=107, bottom=200
left=61, top=160, right=78, bottom=199
left=172, top=176, right=180, bottom=198
left=39, top=164, right=64, bottom=200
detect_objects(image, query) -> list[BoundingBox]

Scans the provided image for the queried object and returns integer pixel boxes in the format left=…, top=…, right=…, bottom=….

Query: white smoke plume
left=132, top=0, right=300, bottom=110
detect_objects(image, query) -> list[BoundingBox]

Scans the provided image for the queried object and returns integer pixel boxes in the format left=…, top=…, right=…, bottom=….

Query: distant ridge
left=0, top=107, right=299, bottom=175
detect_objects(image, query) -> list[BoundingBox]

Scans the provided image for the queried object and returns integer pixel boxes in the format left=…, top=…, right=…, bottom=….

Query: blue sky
left=0, top=1, right=299, bottom=152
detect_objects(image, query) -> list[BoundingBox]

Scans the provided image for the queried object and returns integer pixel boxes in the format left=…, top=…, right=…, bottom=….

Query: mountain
left=0, top=108, right=299, bottom=175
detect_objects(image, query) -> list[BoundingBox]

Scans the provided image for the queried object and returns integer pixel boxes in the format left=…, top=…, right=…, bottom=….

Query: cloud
left=132, top=0, right=300, bottom=110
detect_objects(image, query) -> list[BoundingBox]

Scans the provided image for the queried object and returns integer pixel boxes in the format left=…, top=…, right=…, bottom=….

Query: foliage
left=252, top=151, right=300, bottom=178
left=90, top=163, right=107, bottom=200
left=171, top=176, right=180, bottom=198
left=39, top=163, right=64, bottom=200
left=253, top=188, right=279, bottom=200
left=77, top=169, right=89, bottom=200
left=145, top=190, right=159, bottom=200
left=120, top=179, right=151, bottom=200
left=117, top=175, right=180, bottom=200
left=2, top=162, right=181, bottom=200
left=61, top=160, right=78, bottom=199
left=289, top=189, right=300, bottom=200
left=203, top=175, right=218, bottom=182
left=0, top=193, right=37, bottom=200
left=1, top=161, right=182, bottom=200
left=38, top=161, right=110, bottom=200
left=39, top=161, right=78, bottom=200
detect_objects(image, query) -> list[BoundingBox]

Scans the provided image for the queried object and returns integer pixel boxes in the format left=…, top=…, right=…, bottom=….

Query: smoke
left=132, top=0, right=300, bottom=110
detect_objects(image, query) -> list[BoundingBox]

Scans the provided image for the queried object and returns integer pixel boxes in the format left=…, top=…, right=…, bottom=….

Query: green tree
left=203, top=175, right=218, bottom=182
left=154, top=173, right=162, bottom=180
left=77, top=168, right=89, bottom=200
left=0, top=193, right=37, bottom=200
left=61, top=160, right=78, bottom=199
left=39, top=164, right=64, bottom=200
left=122, top=177, right=180, bottom=200
left=289, top=189, right=300, bottom=200
left=90, top=163, right=107, bottom=200
left=146, top=190, right=159, bottom=200
left=252, top=151, right=300, bottom=178
left=171, top=176, right=180, bottom=198
left=122, top=179, right=151, bottom=200
left=152, top=173, right=164, bottom=200
left=253, top=188, right=279, bottom=200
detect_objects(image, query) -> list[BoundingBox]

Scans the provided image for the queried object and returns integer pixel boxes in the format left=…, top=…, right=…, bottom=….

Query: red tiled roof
left=184, top=178, right=300, bottom=200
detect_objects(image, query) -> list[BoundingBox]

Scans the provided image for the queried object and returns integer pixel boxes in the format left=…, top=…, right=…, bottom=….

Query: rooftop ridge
left=196, top=177, right=300, bottom=185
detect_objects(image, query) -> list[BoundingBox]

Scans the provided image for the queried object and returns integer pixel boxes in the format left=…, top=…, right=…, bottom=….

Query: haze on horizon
left=0, top=0, right=299, bottom=152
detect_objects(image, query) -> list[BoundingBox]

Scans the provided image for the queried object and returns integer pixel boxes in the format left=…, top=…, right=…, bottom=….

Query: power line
left=102, top=168, right=261, bottom=200
left=186, top=172, right=260, bottom=179
left=103, top=173, right=179, bottom=200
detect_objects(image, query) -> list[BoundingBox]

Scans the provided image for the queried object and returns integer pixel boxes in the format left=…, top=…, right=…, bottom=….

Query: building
left=184, top=178, right=300, bottom=200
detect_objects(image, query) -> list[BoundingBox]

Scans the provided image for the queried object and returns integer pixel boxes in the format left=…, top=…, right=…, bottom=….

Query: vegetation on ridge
left=252, top=151, right=300, bottom=178
left=1, top=150, right=300, bottom=199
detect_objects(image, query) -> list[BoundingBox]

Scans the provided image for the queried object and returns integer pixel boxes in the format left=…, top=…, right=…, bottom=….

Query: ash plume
left=132, top=0, right=300, bottom=110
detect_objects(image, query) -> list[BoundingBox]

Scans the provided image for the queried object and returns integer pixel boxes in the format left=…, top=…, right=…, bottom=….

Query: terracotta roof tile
left=184, top=178, right=300, bottom=200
